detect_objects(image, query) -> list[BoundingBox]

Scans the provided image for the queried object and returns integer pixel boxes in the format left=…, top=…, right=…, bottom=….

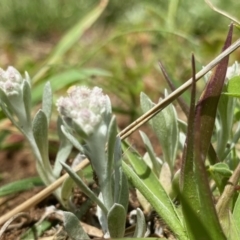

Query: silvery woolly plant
left=56, top=86, right=133, bottom=238
left=0, top=67, right=55, bottom=187
left=0, top=68, right=146, bottom=238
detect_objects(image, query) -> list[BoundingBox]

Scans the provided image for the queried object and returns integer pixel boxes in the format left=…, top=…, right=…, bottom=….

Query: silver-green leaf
left=107, top=203, right=126, bottom=238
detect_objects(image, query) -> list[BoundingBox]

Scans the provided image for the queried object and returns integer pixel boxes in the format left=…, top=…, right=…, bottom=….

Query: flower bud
left=0, top=66, right=23, bottom=96
left=56, top=86, right=110, bottom=136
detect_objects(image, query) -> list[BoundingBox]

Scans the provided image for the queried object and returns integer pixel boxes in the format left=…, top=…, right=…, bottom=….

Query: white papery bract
left=0, top=66, right=30, bottom=96
left=0, top=66, right=32, bottom=129
left=56, top=86, right=110, bottom=136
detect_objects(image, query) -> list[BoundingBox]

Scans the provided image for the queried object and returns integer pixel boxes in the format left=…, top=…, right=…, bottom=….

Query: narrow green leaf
left=205, top=0, right=240, bottom=27
left=20, top=220, right=52, bottom=240
left=208, top=163, right=232, bottom=193
left=139, top=130, right=161, bottom=176
left=195, top=123, right=226, bottom=239
left=195, top=24, right=233, bottom=163
left=223, top=76, right=240, bottom=97
left=108, top=203, right=126, bottom=238
left=61, top=162, right=108, bottom=216
left=0, top=177, right=43, bottom=197
left=119, top=172, right=129, bottom=212
left=180, top=55, right=202, bottom=239
left=209, top=163, right=232, bottom=177
left=122, top=147, right=186, bottom=240
left=0, top=89, right=24, bottom=131
left=159, top=162, right=172, bottom=195
left=123, top=161, right=186, bottom=240
left=140, top=92, right=154, bottom=125
left=112, top=136, right=129, bottom=212
left=193, top=24, right=233, bottom=237
left=61, top=125, right=85, bottom=153
left=42, top=81, right=52, bottom=125
left=140, top=92, right=178, bottom=172
left=61, top=175, right=76, bottom=209
left=217, top=88, right=235, bottom=159
left=0, top=91, right=17, bottom=127
left=113, top=136, right=122, bottom=202
left=22, top=80, right=32, bottom=125
left=53, top=118, right=73, bottom=177
left=133, top=208, right=146, bottom=238
left=32, top=110, right=52, bottom=174
left=159, top=61, right=189, bottom=116
left=61, top=169, right=84, bottom=209
left=32, top=0, right=109, bottom=83
left=192, top=25, right=233, bottom=240
left=62, top=211, right=90, bottom=240
left=107, top=116, right=117, bottom=200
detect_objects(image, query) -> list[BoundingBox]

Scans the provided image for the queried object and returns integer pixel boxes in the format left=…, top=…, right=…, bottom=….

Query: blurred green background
left=0, top=0, right=240, bottom=147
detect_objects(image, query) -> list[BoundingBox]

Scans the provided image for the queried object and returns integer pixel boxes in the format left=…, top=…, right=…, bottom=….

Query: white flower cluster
left=0, top=66, right=26, bottom=96
left=56, top=86, right=108, bottom=135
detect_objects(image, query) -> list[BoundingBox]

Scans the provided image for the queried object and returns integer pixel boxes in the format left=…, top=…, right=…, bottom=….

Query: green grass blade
left=185, top=25, right=233, bottom=239
left=0, top=177, right=43, bottom=197
left=32, top=0, right=109, bottom=84
left=32, top=110, right=52, bottom=175
left=180, top=55, right=202, bottom=239
left=194, top=23, right=233, bottom=220
left=20, top=220, right=52, bottom=240
left=223, top=76, right=240, bottom=98
left=122, top=146, right=186, bottom=240
left=195, top=24, right=233, bottom=163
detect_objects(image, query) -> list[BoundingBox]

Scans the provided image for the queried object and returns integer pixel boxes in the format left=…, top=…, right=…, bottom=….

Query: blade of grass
left=0, top=177, right=43, bottom=197
left=194, top=101, right=226, bottom=239
left=185, top=24, right=233, bottom=239
left=196, top=23, right=233, bottom=162
left=158, top=61, right=189, bottom=116
left=205, top=0, right=240, bottom=26
left=79, top=28, right=197, bottom=67
left=122, top=147, right=186, bottom=240
left=180, top=55, right=203, bottom=239
left=167, top=0, right=179, bottom=30
left=20, top=220, right=52, bottom=240
left=32, top=0, right=109, bottom=84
